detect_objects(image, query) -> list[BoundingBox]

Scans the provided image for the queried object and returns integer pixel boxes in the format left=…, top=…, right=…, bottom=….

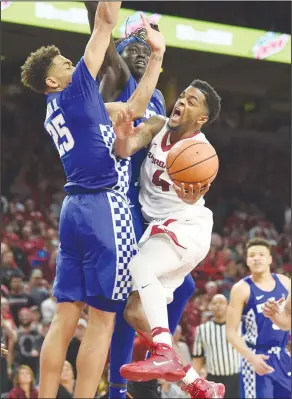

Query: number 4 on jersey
left=152, top=170, right=170, bottom=192
left=46, top=114, right=75, bottom=157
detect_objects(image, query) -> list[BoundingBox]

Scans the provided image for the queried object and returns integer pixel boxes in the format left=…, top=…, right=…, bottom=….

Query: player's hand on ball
left=173, top=183, right=210, bottom=205
left=140, top=13, right=165, bottom=54
left=113, top=109, right=145, bottom=140
left=1, top=343, right=8, bottom=356
left=263, top=297, right=285, bottom=318
left=250, top=354, right=274, bottom=376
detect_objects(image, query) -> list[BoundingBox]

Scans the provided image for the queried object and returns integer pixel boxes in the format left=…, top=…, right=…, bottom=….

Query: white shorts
left=131, top=207, right=213, bottom=302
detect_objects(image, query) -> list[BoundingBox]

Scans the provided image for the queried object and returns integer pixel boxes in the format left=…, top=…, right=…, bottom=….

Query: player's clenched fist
left=263, top=297, right=285, bottom=318
left=173, top=182, right=210, bottom=205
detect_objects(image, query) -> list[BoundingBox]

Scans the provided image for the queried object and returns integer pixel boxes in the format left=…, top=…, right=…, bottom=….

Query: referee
left=192, top=294, right=241, bottom=399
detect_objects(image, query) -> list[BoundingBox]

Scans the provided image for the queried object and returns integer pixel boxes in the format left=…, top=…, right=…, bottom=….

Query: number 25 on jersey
left=46, top=114, right=75, bottom=157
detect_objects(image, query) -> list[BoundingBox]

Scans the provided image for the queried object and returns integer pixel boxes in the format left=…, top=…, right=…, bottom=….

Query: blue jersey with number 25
left=44, top=57, right=131, bottom=196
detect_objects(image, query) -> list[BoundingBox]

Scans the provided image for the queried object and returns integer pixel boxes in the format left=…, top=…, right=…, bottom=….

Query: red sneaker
left=181, top=378, right=225, bottom=398
left=120, top=342, right=186, bottom=382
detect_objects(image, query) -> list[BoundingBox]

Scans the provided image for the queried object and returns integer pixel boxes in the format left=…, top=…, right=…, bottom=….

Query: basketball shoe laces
left=136, top=328, right=172, bottom=354
left=181, top=380, right=220, bottom=399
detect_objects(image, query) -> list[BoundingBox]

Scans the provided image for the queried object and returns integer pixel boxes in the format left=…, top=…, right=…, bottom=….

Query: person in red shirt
left=8, top=365, right=38, bottom=399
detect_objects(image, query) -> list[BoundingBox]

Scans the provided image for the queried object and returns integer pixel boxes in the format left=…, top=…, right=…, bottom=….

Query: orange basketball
left=166, top=138, right=219, bottom=189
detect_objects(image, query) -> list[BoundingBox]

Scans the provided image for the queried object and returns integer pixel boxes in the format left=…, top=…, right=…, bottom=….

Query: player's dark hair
left=246, top=237, right=271, bottom=253
left=21, top=45, right=61, bottom=93
left=190, top=80, right=221, bottom=125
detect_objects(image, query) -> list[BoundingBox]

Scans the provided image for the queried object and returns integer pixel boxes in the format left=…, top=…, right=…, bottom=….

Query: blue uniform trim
left=116, top=36, right=150, bottom=55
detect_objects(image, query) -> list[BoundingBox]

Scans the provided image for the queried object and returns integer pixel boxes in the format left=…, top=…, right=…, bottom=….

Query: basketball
left=166, top=139, right=219, bottom=189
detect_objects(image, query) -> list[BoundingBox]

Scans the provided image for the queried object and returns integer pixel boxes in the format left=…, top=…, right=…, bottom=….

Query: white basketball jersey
left=139, top=118, right=211, bottom=221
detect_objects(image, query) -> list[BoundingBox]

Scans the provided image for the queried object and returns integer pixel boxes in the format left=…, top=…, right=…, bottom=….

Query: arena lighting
left=2, top=1, right=291, bottom=64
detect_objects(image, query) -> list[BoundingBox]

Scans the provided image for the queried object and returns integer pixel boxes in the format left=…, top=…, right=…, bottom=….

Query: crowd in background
left=1, top=74, right=291, bottom=398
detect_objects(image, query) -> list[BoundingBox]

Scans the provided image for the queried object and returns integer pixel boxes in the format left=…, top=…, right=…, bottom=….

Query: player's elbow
left=127, top=103, right=144, bottom=121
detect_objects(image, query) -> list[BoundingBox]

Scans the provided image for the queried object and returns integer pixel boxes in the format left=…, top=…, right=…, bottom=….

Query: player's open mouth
left=136, top=60, right=146, bottom=67
left=171, top=107, right=181, bottom=122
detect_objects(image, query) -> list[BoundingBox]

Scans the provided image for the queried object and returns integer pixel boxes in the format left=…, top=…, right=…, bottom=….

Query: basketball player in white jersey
left=114, top=80, right=224, bottom=399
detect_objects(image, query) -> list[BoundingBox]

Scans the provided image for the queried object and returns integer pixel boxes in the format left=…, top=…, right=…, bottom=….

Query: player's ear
left=197, top=114, right=209, bottom=127
left=46, top=76, right=58, bottom=90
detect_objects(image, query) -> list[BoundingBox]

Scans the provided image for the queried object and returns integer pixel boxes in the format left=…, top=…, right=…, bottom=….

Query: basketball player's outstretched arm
left=263, top=293, right=291, bottom=331
left=84, top=1, right=131, bottom=101
left=84, top=2, right=166, bottom=108
left=83, top=2, right=121, bottom=80
left=226, top=282, right=275, bottom=376
left=106, top=15, right=165, bottom=122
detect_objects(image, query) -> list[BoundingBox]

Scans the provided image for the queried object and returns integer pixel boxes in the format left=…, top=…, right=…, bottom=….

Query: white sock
left=153, top=332, right=172, bottom=347
left=182, top=367, right=200, bottom=385
left=129, top=256, right=172, bottom=347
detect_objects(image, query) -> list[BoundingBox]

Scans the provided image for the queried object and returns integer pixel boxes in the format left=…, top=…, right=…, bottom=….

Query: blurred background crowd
left=1, top=1, right=291, bottom=398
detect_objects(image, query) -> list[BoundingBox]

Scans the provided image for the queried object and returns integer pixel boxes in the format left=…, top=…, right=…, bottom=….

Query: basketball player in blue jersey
left=263, top=292, right=291, bottom=331
left=226, top=238, right=291, bottom=399
left=20, top=2, right=166, bottom=397
left=85, top=3, right=196, bottom=398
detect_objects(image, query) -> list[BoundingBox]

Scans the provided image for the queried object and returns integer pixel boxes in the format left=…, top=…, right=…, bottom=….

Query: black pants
left=207, top=373, right=240, bottom=399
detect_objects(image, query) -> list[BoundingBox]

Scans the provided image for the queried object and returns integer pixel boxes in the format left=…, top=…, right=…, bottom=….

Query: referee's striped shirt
left=192, top=320, right=241, bottom=376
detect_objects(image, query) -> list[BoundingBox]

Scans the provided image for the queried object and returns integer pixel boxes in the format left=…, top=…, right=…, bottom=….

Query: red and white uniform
left=135, top=119, right=214, bottom=301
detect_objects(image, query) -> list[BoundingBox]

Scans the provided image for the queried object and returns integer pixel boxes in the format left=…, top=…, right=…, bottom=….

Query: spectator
left=14, top=308, right=42, bottom=381
left=40, top=285, right=56, bottom=322
left=2, top=251, right=24, bottom=288
left=204, top=282, right=219, bottom=302
left=160, top=380, right=188, bottom=398
left=56, top=361, right=75, bottom=398
left=173, top=325, right=192, bottom=366
left=1, top=313, right=17, bottom=391
left=27, top=269, right=50, bottom=306
left=180, top=295, right=205, bottom=349
left=34, top=319, right=51, bottom=355
left=30, top=306, right=42, bottom=332
left=8, top=365, right=38, bottom=399
left=8, top=275, right=35, bottom=326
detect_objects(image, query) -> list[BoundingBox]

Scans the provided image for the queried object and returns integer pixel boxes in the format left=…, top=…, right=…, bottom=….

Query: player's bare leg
left=74, top=307, right=116, bottom=398
left=39, top=301, right=84, bottom=398
left=125, top=292, right=151, bottom=331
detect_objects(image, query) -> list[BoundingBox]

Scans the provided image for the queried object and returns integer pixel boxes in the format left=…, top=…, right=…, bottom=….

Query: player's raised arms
left=84, top=2, right=121, bottom=79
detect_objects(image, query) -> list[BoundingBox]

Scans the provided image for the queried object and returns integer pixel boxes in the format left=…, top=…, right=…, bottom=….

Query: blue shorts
left=128, top=185, right=145, bottom=242
left=53, top=191, right=137, bottom=312
left=241, top=347, right=291, bottom=398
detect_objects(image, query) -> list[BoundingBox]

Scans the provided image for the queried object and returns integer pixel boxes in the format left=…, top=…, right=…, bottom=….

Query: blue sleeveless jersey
left=44, top=57, right=130, bottom=196
left=242, top=274, right=289, bottom=349
left=116, top=74, right=165, bottom=199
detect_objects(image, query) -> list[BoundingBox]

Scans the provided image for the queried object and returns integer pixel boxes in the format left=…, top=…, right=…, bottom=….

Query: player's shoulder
left=196, top=131, right=210, bottom=144
left=276, top=273, right=291, bottom=291
left=230, top=278, right=250, bottom=298
left=150, top=116, right=168, bottom=134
